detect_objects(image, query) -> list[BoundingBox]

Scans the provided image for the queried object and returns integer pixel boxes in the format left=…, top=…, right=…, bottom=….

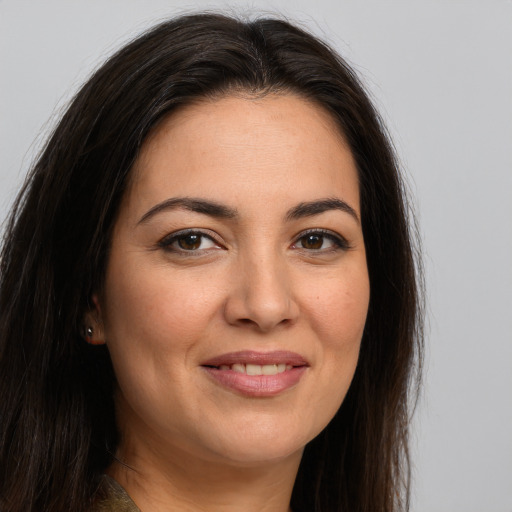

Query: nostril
left=236, top=318, right=257, bottom=327
left=233, top=317, right=294, bottom=332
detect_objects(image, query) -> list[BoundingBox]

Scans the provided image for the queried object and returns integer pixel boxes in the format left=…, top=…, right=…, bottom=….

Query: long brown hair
left=0, top=13, right=423, bottom=512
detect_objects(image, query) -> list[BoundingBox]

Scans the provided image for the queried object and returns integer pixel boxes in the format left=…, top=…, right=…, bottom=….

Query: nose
left=223, top=253, right=299, bottom=333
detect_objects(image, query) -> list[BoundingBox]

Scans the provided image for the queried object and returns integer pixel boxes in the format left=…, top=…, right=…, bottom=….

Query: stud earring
left=82, top=322, right=105, bottom=345
left=83, top=325, right=103, bottom=344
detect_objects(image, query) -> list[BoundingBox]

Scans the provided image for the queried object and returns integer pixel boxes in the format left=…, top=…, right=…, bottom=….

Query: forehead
left=126, top=94, right=360, bottom=219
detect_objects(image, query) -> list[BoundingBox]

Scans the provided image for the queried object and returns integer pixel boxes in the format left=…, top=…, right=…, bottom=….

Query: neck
left=108, top=436, right=302, bottom=512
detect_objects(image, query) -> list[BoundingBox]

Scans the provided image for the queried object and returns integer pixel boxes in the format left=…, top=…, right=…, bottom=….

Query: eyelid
left=291, top=228, right=351, bottom=251
left=158, top=228, right=224, bottom=253
left=157, top=227, right=350, bottom=254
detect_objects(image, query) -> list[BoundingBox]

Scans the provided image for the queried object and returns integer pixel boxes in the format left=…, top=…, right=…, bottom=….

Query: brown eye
left=301, top=234, right=325, bottom=250
left=159, top=230, right=220, bottom=253
left=292, top=230, right=349, bottom=252
left=178, top=234, right=202, bottom=250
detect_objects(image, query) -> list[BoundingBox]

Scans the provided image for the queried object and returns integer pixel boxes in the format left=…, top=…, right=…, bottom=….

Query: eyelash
left=158, top=229, right=223, bottom=255
left=158, top=228, right=351, bottom=255
left=292, top=229, right=351, bottom=253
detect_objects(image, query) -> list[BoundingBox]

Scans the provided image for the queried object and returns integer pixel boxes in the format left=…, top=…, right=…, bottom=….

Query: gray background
left=1, top=1, right=511, bottom=510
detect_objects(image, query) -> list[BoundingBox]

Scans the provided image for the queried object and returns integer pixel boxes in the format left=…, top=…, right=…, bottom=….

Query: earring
left=82, top=325, right=105, bottom=345
left=84, top=326, right=96, bottom=344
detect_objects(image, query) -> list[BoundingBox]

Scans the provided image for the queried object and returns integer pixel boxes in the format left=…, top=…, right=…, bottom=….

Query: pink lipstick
left=201, top=350, right=309, bottom=397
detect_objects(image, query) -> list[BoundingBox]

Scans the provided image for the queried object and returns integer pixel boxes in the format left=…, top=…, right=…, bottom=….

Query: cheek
left=102, top=264, right=224, bottom=348
left=300, top=264, right=369, bottom=407
left=100, top=265, right=226, bottom=423
left=99, top=265, right=229, bottom=420
left=305, top=266, right=370, bottom=349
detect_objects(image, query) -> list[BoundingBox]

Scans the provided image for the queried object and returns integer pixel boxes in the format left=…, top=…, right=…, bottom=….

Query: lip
left=201, top=350, right=308, bottom=367
left=201, top=350, right=309, bottom=397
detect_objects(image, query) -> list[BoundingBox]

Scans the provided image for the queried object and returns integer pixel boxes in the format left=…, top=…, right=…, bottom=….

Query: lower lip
left=202, top=366, right=308, bottom=397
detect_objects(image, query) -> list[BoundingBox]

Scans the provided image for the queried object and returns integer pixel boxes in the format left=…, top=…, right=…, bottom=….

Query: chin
left=212, top=440, right=305, bottom=467
left=197, top=418, right=314, bottom=466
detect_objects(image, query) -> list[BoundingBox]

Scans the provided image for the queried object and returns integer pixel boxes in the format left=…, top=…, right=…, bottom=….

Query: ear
left=82, top=294, right=106, bottom=345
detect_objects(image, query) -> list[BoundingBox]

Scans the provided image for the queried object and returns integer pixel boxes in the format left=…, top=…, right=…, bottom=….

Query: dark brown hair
left=0, top=13, right=423, bottom=512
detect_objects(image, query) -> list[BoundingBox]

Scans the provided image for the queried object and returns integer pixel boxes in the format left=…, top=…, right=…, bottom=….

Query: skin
left=89, top=94, right=370, bottom=512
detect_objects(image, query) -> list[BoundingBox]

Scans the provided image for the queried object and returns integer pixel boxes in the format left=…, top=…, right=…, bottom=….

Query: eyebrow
left=138, top=196, right=359, bottom=225
left=138, top=197, right=238, bottom=224
left=285, top=198, right=360, bottom=224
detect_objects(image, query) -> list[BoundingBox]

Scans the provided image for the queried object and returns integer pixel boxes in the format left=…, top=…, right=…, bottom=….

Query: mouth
left=200, top=351, right=309, bottom=397
left=205, top=362, right=293, bottom=375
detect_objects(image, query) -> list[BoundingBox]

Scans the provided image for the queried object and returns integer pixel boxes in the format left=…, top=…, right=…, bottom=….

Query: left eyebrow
left=285, top=198, right=360, bottom=224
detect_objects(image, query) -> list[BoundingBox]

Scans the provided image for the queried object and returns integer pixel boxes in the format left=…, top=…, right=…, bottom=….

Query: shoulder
left=88, top=474, right=141, bottom=512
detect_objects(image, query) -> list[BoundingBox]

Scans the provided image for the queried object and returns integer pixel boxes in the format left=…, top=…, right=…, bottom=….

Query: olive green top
left=90, top=475, right=141, bottom=512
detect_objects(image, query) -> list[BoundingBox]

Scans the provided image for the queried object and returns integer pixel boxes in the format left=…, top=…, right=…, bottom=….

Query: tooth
left=262, top=364, right=278, bottom=375
left=232, top=363, right=245, bottom=373
left=246, top=364, right=263, bottom=375
left=286, top=364, right=293, bottom=371
left=219, top=365, right=230, bottom=371
left=277, top=364, right=286, bottom=373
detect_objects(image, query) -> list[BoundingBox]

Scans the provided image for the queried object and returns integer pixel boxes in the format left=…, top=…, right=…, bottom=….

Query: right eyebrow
left=137, top=197, right=239, bottom=225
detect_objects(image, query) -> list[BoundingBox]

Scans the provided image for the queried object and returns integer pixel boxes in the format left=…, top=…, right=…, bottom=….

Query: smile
left=201, top=351, right=309, bottom=397
left=216, top=363, right=291, bottom=375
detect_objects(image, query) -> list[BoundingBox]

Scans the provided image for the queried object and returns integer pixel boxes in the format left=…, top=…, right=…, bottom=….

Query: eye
left=158, top=230, right=222, bottom=253
left=292, top=230, right=350, bottom=252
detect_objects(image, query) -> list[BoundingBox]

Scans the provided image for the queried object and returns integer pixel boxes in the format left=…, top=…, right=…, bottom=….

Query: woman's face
left=96, top=94, right=370, bottom=467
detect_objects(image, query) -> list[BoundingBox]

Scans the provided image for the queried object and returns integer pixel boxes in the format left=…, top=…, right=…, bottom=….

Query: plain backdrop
left=1, top=1, right=511, bottom=511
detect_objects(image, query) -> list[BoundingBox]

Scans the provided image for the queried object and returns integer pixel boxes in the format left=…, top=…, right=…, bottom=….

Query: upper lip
left=201, top=350, right=309, bottom=368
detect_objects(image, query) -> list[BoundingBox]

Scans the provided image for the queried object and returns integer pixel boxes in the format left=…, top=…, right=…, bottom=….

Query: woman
left=0, top=13, right=423, bottom=512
